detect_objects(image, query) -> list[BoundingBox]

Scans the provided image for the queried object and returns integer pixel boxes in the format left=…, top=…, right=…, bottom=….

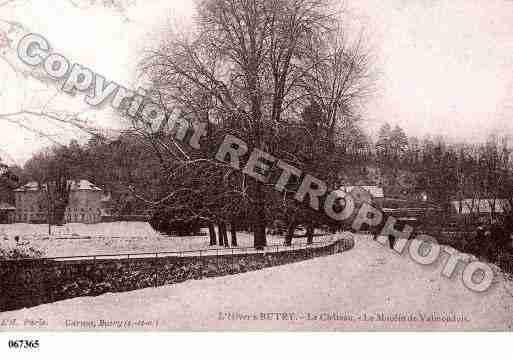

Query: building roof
left=0, top=201, right=16, bottom=210
left=339, top=186, right=384, bottom=199
left=451, top=199, right=511, bottom=215
left=15, top=180, right=102, bottom=192
left=68, top=180, right=102, bottom=191
left=334, top=186, right=384, bottom=205
left=13, top=181, right=40, bottom=192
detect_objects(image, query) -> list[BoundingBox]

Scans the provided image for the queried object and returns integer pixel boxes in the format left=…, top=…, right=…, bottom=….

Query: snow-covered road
left=2, top=234, right=512, bottom=330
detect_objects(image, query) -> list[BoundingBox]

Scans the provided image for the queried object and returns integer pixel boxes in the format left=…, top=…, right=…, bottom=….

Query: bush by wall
left=0, top=244, right=44, bottom=260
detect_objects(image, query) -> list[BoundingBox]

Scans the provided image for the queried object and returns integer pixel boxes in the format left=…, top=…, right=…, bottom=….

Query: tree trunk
left=218, top=222, right=229, bottom=247
left=284, top=222, right=295, bottom=246
left=208, top=223, right=217, bottom=246
left=254, top=222, right=266, bottom=250
left=222, top=222, right=229, bottom=247
left=46, top=188, right=52, bottom=233
left=47, top=198, right=51, bottom=235
left=253, top=182, right=267, bottom=249
left=253, top=201, right=267, bottom=250
left=230, top=222, right=237, bottom=247
left=306, top=224, right=314, bottom=245
left=217, top=223, right=224, bottom=246
left=54, top=202, right=67, bottom=225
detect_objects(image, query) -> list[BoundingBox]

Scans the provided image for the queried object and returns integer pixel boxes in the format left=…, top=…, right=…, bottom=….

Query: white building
left=14, top=179, right=105, bottom=224
left=337, top=185, right=385, bottom=206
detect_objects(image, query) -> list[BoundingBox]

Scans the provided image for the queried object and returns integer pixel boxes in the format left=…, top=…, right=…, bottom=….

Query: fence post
left=199, top=250, right=203, bottom=279
left=41, top=260, right=47, bottom=309
left=154, top=253, right=158, bottom=288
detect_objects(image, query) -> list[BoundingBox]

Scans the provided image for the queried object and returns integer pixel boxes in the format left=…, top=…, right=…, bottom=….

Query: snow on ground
left=2, top=234, right=512, bottom=330
left=0, top=222, right=326, bottom=258
left=0, top=222, right=159, bottom=238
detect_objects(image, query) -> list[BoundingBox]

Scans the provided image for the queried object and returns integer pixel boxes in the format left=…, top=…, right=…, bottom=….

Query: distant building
left=13, top=181, right=45, bottom=223
left=338, top=185, right=385, bottom=207
left=0, top=179, right=14, bottom=205
left=99, top=192, right=114, bottom=218
left=64, top=180, right=104, bottom=224
left=381, top=198, right=442, bottom=226
left=450, top=199, right=511, bottom=221
left=14, top=180, right=105, bottom=224
left=0, top=182, right=15, bottom=224
left=0, top=202, right=16, bottom=223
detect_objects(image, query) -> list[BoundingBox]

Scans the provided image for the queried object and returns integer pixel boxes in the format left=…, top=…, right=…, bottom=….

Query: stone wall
left=0, top=238, right=354, bottom=312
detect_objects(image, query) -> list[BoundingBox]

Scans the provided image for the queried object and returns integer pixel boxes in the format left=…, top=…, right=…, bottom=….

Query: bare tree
left=0, top=0, right=137, bottom=233
left=135, top=0, right=374, bottom=248
left=0, top=0, right=137, bottom=153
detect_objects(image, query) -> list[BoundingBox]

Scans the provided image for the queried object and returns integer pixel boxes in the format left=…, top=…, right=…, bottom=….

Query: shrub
left=0, top=245, right=44, bottom=260
left=149, top=208, right=202, bottom=236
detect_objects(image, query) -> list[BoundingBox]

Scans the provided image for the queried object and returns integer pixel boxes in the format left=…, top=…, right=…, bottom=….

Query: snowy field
left=2, top=234, right=512, bottom=330
left=0, top=222, right=327, bottom=258
left=0, top=222, right=160, bottom=239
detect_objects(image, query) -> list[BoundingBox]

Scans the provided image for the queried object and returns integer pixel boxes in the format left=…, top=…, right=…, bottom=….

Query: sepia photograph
left=0, top=0, right=512, bottom=342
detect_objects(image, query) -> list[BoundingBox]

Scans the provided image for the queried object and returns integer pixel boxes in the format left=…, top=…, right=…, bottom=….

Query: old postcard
left=0, top=0, right=512, bottom=338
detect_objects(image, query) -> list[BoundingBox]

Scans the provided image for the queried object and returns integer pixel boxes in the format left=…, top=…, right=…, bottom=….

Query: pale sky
left=1, top=0, right=513, bottom=164
left=349, top=0, right=513, bottom=142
